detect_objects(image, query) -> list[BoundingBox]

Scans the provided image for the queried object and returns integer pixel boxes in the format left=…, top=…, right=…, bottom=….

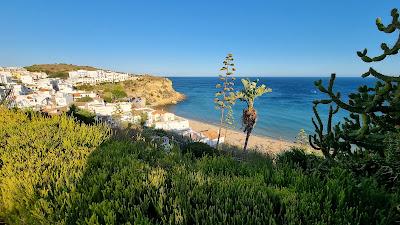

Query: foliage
left=275, top=148, right=324, bottom=172
left=1, top=108, right=399, bottom=224
left=67, top=104, right=97, bottom=124
left=75, top=96, right=93, bottom=102
left=237, top=78, right=272, bottom=151
left=338, top=132, right=400, bottom=191
left=0, top=107, right=110, bottom=224
left=214, top=53, right=237, bottom=148
left=182, top=142, right=219, bottom=158
left=132, top=110, right=149, bottom=127
left=111, top=88, right=128, bottom=99
left=76, top=82, right=127, bottom=103
left=25, top=63, right=98, bottom=79
left=310, top=8, right=400, bottom=159
left=110, top=103, right=124, bottom=126
left=295, top=129, right=309, bottom=147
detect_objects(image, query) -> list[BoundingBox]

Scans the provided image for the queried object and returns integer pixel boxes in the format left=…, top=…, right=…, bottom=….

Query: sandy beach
left=187, top=119, right=295, bottom=154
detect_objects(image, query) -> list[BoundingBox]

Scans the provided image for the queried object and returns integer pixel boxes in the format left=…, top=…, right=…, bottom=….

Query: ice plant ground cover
left=0, top=107, right=399, bottom=224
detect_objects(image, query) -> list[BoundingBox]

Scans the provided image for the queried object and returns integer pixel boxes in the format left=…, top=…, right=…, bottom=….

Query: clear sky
left=1, top=0, right=399, bottom=76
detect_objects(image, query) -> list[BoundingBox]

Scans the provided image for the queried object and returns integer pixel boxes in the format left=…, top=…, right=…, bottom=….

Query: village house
left=72, top=91, right=97, bottom=101
left=20, top=75, right=34, bottom=84
left=57, top=83, right=74, bottom=93
left=0, top=72, right=13, bottom=85
left=54, top=92, right=73, bottom=107
left=142, top=109, right=190, bottom=131
left=30, top=72, right=48, bottom=80
left=68, top=70, right=130, bottom=85
left=199, top=130, right=224, bottom=147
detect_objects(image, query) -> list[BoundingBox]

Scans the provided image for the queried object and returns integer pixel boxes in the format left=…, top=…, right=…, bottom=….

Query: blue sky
left=0, top=0, right=399, bottom=76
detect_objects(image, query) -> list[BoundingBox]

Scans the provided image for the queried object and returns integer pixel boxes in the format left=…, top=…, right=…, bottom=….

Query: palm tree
left=237, top=79, right=272, bottom=151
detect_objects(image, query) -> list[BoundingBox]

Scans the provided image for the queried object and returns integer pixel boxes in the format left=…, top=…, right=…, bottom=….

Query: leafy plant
left=1, top=108, right=399, bottom=224
left=295, top=128, right=309, bottom=148
left=67, top=104, right=97, bottom=124
left=182, top=142, right=218, bottom=158
left=237, top=79, right=272, bottom=151
left=75, top=96, right=93, bottom=102
left=112, top=102, right=124, bottom=122
left=0, top=107, right=110, bottom=224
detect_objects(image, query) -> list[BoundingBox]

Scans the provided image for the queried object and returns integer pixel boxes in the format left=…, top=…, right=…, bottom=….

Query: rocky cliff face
left=123, top=76, right=185, bottom=106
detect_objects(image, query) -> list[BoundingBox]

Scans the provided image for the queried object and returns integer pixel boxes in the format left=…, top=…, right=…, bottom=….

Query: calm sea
left=164, top=77, right=375, bottom=141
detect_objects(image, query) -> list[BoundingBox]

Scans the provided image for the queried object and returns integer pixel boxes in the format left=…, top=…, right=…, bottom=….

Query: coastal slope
left=124, top=75, right=185, bottom=106
left=76, top=75, right=185, bottom=106
left=25, top=63, right=99, bottom=78
left=24, top=64, right=185, bottom=106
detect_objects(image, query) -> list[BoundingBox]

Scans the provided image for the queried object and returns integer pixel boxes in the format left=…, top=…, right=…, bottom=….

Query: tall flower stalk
left=214, top=53, right=236, bottom=149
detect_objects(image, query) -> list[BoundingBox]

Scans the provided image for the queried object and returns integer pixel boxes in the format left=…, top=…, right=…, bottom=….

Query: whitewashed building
left=199, top=130, right=224, bottom=147
left=20, top=75, right=34, bottom=84
left=143, top=109, right=190, bottom=131
left=0, top=72, right=12, bottom=84
left=55, top=92, right=73, bottom=107
left=68, top=70, right=130, bottom=85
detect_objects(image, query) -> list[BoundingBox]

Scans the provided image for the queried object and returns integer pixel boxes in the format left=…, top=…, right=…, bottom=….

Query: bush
left=1, top=107, right=399, bottom=224
left=67, top=105, right=96, bottom=124
left=111, top=89, right=127, bottom=99
left=182, top=142, right=218, bottom=158
left=75, top=96, right=93, bottom=102
left=76, top=83, right=128, bottom=103
left=275, top=147, right=324, bottom=172
left=0, top=107, right=110, bottom=224
left=338, top=132, right=400, bottom=191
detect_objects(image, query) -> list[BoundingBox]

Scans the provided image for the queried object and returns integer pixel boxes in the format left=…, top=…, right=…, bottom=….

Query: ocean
left=164, top=77, right=376, bottom=141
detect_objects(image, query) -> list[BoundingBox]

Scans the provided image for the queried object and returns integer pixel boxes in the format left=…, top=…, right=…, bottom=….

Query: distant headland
left=17, top=63, right=185, bottom=106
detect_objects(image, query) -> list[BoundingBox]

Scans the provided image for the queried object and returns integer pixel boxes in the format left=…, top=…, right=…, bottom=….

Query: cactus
left=310, top=8, right=400, bottom=158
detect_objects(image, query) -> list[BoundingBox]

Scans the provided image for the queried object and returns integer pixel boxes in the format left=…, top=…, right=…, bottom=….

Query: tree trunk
left=243, top=128, right=252, bottom=152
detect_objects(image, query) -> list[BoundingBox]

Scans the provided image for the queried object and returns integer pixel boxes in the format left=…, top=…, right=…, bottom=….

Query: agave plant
left=237, top=79, right=272, bottom=151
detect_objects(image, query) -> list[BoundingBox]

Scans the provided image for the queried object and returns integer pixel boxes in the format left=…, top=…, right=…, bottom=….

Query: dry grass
left=25, top=63, right=99, bottom=78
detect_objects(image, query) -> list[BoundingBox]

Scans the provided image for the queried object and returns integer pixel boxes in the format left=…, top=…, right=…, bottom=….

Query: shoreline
left=185, top=118, right=295, bottom=154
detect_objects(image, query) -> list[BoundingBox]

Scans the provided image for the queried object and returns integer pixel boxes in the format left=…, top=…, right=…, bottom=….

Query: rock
left=122, top=75, right=185, bottom=106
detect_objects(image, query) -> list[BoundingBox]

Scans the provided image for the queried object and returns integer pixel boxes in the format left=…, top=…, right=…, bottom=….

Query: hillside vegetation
left=0, top=107, right=398, bottom=224
left=25, top=63, right=99, bottom=78
left=76, top=76, right=185, bottom=106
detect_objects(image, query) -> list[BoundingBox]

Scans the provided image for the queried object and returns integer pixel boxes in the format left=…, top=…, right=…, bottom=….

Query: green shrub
left=67, top=105, right=96, bottom=124
left=75, top=96, right=93, bottom=102
left=275, top=147, right=324, bottom=172
left=1, top=107, right=399, bottom=224
left=0, top=107, right=110, bottom=224
left=111, top=89, right=127, bottom=99
left=338, top=132, right=400, bottom=191
left=76, top=83, right=128, bottom=103
left=182, top=142, right=218, bottom=158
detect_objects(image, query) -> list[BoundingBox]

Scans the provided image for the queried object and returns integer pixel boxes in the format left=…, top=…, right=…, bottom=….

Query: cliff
left=76, top=75, right=185, bottom=106
left=122, top=76, right=185, bottom=106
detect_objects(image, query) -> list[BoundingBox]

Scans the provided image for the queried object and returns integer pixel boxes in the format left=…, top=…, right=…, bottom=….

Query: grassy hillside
left=25, top=63, right=99, bottom=78
left=0, top=107, right=399, bottom=224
